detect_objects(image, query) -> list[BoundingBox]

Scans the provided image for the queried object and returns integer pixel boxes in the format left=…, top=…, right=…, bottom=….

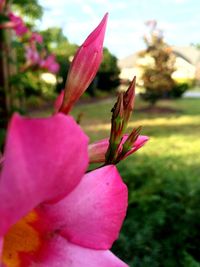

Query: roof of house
left=118, top=46, right=200, bottom=69
left=172, top=46, right=200, bottom=66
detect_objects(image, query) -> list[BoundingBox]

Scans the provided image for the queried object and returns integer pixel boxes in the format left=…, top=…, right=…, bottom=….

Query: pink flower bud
left=123, top=76, right=136, bottom=123
left=60, top=13, right=108, bottom=114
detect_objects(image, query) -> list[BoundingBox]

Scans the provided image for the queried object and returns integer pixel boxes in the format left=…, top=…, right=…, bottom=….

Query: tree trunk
left=0, top=29, right=9, bottom=131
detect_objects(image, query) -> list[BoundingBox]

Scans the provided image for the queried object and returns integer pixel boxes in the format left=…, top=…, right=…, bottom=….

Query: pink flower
left=0, top=113, right=128, bottom=267
left=59, top=13, right=108, bottom=114
left=8, top=12, right=28, bottom=36
left=25, top=44, right=40, bottom=65
left=40, top=54, right=60, bottom=74
left=30, top=32, right=43, bottom=44
left=89, top=134, right=149, bottom=163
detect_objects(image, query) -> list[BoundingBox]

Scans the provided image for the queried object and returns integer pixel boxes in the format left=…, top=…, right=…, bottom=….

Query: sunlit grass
left=72, top=97, right=200, bottom=184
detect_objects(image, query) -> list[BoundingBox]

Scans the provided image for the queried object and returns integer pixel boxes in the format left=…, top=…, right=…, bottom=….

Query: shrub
left=112, top=170, right=200, bottom=267
left=169, top=83, right=189, bottom=98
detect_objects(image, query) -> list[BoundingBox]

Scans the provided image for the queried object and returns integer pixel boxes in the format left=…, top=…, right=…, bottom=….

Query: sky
left=38, top=0, right=200, bottom=59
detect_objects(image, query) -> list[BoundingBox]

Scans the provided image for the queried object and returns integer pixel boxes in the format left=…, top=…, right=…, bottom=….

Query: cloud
left=38, top=0, right=200, bottom=58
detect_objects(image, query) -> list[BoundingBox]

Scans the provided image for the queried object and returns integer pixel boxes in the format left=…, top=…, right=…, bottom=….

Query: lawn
left=72, top=97, right=200, bottom=267
left=72, top=97, right=200, bottom=184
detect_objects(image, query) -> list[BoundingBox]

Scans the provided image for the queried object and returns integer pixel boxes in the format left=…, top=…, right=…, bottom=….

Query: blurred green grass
left=72, top=98, right=200, bottom=182
left=71, top=97, right=200, bottom=187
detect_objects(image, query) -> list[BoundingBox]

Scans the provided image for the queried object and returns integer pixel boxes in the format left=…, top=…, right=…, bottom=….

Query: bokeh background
left=1, top=0, right=200, bottom=266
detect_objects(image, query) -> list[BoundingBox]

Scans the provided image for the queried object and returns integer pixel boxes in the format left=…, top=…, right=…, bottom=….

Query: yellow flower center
left=2, top=211, right=41, bottom=267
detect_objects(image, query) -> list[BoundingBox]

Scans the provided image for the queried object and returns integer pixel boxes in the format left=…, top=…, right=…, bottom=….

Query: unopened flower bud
left=121, top=126, right=142, bottom=154
left=105, top=93, right=124, bottom=163
left=123, top=76, right=136, bottom=126
left=59, top=13, right=108, bottom=114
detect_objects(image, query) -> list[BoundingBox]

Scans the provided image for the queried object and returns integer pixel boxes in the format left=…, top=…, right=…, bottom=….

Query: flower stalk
left=105, top=76, right=138, bottom=164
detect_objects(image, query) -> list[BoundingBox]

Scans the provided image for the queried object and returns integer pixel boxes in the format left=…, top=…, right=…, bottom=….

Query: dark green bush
left=112, top=164, right=200, bottom=267
left=169, top=83, right=190, bottom=98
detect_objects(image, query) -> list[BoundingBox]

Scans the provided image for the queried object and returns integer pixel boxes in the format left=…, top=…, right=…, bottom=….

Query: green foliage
left=97, top=48, right=120, bottom=92
left=169, top=79, right=194, bottom=99
left=12, top=0, right=43, bottom=20
left=40, top=27, right=78, bottom=92
left=169, top=83, right=189, bottom=98
left=0, top=14, right=9, bottom=23
left=113, top=167, right=200, bottom=267
left=0, top=128, right=6, bottom=150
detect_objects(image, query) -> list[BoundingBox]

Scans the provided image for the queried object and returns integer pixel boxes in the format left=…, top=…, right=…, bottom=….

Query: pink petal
left=60, top=13, right=108, bottom=114
left=25, top=45, right=40, bottom=65
left=89, top=135, right=149, bottom=163
left=8, top=12, right=28, bottom=36
left=37, top=165, right=128, bottom=250
left=0, top=237, right=3, bottom=259
left=122, top=135, right=149, bottom=159
left=34, top=235, right=128, bottom=267
left=134, top=135, right=149, bottom=147
left=40, top=54, right=60, bottom=74
left=0, top=113, right=88, bottom=235
left=88, top=138, right=108, bottom=163
left=48, top=62, right=60, bottom=74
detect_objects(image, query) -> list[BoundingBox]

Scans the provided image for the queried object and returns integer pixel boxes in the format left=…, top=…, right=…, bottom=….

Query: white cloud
left=38, top=0, right=200, bottom=58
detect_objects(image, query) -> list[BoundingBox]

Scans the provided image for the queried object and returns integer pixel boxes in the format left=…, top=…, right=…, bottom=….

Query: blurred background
left=0, top=0, right=200, bottom=266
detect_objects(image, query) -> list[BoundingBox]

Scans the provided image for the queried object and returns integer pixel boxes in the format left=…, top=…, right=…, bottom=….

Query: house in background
left=118, top=46, right=200, bottom=89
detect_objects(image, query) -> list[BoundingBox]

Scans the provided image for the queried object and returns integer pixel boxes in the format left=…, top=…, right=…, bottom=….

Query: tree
left=97, top=47, right=120, bottom=92
left=0, top=0, right=43, bottom=130
left=0, top=0, right=60, bottom=148
left=13, top=0, right=43, bottom=20
left=40, top=27, right=78, bottom=92
left=139, top=20, right=175, bottom=105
